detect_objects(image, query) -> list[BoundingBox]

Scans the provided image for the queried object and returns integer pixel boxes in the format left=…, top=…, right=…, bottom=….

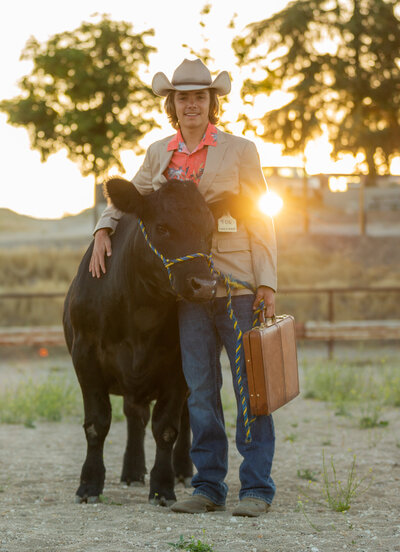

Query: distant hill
left=0, top=208, right=95, bottom=248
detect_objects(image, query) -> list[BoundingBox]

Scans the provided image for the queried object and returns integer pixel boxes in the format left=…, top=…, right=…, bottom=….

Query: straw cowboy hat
left=152, top=58, right=231, bottom=97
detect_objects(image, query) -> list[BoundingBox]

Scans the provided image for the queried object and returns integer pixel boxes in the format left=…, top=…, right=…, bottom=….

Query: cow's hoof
left=149, top=496, right=176, bottom=507
left=175, top=475, right=193, bottom=488
left=131, top=481, right=145, bottom=487
left=75, top=494, right=100, bottom=504
left=121, top=475, right=145, bottom=487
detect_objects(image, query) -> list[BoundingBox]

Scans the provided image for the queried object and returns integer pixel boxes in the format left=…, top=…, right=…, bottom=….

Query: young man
left=90, top=59, right=277, bottom=517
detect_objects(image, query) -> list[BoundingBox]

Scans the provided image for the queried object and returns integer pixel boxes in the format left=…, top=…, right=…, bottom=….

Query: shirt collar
left=167, top=123, right=218, bottom=152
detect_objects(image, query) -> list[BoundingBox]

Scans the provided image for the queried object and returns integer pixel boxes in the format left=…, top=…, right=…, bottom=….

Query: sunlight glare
left=390, top=156, right=400, bottom=175
left=329, top=176, right=348, bottom=192
left=258, top=191, right=284, bottom=217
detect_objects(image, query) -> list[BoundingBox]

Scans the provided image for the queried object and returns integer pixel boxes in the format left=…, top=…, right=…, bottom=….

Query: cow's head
left=105, top=177, right=217, bottom=301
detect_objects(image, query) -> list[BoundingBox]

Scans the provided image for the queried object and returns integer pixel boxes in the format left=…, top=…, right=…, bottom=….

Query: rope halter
left=138, top=219, right=212, bottom=291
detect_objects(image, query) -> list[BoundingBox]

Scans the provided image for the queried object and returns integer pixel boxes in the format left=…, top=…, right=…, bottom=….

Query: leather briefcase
left=243, top=314, right=299, bottom=416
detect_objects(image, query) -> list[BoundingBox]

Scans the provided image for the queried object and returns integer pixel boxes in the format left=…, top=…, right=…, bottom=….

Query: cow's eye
left=156, top=224, right=170, bottom=237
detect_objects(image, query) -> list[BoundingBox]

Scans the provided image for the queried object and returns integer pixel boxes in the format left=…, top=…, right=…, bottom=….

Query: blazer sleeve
left=93, top=148, right=155, bottom=235
left=239, top=140, right=277, bottom=292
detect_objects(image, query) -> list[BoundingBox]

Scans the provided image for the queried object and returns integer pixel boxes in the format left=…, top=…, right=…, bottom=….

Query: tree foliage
left=181, top=3, right=234, bottom=133
left=0, top=14, right=159, bottom=179
left=233, top=0, right=400, bottom=180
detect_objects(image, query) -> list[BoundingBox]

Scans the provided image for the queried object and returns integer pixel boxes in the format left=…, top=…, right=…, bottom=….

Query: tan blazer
left=95, top=129, right=277, bottom=295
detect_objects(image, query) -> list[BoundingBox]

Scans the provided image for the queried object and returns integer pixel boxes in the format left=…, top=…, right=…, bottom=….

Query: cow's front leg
left=73, top=349, right=112, bottom=503
left=121, top=397, right=150, bottom=486
left=149, top=398, right=180, bottom=506
left=76, top=387, right=111, bottom=503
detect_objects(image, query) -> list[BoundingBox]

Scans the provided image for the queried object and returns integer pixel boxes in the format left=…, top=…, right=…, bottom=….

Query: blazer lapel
left=198, top=129, right=228, bottom=197
left=158, top=137, right=174, bottom=183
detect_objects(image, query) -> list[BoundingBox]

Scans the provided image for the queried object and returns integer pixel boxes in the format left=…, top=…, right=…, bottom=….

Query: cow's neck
left=114, top=220, right=175, bottom=323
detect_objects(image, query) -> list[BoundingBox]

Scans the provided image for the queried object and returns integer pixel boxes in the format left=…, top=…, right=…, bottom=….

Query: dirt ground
left=0, top=348, right=400, bottom=552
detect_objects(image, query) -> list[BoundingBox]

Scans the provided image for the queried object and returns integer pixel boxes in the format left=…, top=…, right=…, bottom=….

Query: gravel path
left=1, top=390, right=399, bottom=552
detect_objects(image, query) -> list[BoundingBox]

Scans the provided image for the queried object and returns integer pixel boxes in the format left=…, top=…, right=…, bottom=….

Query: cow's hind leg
left=149, top=398, right=180, bottom=507
left=121, top=396, right=150, bottom=486
left=73, top=349, right=111, bottom=503
left=173, top=401, right=193, bottom=488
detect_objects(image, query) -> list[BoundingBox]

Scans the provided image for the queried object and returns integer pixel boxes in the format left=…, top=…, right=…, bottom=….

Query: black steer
left=63, top=177, right=216, bottom=505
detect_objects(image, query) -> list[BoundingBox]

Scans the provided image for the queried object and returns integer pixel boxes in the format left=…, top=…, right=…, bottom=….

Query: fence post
left=359, top=175, right=367, bottom=236
left=328, top=290, right=334, bottom=359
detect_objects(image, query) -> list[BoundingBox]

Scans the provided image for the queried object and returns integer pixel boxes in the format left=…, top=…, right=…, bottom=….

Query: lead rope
left=208, top=259, right=263, bottom=443
left=138, top=219, right=262, bottom=443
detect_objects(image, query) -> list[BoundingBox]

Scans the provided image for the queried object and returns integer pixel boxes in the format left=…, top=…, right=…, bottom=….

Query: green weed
left=298, top=451, right=372, bottom=515
left=0, top=376, right=81, bottom=424
left=297, top=468, right=319, bottom=481
left=168, top=534, right=215, bottom=551
left=358, top=402, right=389, bottom=429
left=296, top=498, right=321, bottom=532
left=284, top=433, right=298, bottom=443
left=303, top=359, right=400, bottom=409
left=98, top=494, right=123, bottom=506
left=0, top=374, right=127, bottom=425
left=321, top=451, right=372, bottom=512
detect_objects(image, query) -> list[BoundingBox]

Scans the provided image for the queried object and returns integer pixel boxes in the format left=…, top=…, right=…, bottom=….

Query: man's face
left=174, top=89, right=211, bottom=133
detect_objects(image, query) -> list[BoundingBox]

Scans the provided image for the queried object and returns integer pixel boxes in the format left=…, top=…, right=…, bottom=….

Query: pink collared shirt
left=164, top=123, right=218, bottom=185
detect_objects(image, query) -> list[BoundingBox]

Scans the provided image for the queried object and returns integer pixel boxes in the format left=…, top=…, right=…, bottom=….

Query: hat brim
left=152, top=71, right=231, bottom=97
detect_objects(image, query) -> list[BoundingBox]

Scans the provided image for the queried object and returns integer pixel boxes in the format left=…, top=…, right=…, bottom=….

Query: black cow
left=63, top=177, right=216, bottom=506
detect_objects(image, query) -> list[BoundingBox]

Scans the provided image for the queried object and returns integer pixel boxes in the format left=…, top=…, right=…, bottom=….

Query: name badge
left=218, top=214, right=237, bottom=233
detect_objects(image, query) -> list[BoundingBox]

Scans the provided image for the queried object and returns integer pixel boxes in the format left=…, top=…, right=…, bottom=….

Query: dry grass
left=0, top=232, right=399, bottom=326
left=0, top=248, right=84, bottom=290
left=0, top=248, right=84, bottom=326
left=276, top=233, right=400, bottom=320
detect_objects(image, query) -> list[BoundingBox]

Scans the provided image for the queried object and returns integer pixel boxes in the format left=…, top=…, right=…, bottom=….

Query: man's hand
left=253, top=286, right=275, bottom=323
left=89, top=228, right=112, bottom=278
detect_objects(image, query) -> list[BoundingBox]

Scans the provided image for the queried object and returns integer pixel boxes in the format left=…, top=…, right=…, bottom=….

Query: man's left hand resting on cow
left=90, top=58, right=277, bottom=517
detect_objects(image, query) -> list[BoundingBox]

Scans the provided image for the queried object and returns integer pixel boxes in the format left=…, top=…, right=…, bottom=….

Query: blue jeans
left=178, top=294, right=276, bottom=506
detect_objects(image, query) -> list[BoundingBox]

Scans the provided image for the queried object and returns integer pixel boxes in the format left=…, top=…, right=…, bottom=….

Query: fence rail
left=1, top=288, right=400, bottom=356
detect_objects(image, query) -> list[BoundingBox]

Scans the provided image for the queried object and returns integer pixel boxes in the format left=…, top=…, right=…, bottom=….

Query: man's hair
left=164, top=89, right=220, bottom=129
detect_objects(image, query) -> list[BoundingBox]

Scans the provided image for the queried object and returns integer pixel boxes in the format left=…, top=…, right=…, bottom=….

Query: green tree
left=233, top=0, right=400, bottom=184
left=0, top=14, right=160, bottom=217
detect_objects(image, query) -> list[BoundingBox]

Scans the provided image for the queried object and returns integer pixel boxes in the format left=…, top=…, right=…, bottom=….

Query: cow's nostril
left=187, top=277, right=217, bottom=301
left=190, top=278, right=201, bottom=291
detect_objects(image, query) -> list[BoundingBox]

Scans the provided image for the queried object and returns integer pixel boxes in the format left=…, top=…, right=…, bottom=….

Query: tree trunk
left=302, top=156, right=309, bottom=234
left=364, top=147, right=377, bottom=187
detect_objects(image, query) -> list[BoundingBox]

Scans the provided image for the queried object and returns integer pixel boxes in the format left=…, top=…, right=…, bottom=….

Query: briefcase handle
left=259, top=311, right=277, bottom=326
left=259, top=312, right=291, bottom=328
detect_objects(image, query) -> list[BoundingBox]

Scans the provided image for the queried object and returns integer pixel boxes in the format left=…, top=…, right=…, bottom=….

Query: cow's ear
left=104, top=177, right=143, bottom=215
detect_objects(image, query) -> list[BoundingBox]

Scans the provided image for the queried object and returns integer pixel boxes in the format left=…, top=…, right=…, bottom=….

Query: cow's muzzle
left=186, top=276, right=217, bottom=302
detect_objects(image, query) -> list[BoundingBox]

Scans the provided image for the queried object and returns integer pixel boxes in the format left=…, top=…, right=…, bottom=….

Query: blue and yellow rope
left=209, top=260, right=263, bottom=443
left=138, top=218, right=263, bottom=442
left=138, top=219, right=211, bottom=291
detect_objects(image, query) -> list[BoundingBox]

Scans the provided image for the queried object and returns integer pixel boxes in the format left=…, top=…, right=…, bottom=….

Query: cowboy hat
left=152, top=58, right=231, bottom=97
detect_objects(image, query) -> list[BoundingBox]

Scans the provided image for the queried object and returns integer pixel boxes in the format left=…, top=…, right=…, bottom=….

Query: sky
left=1, top=0, right=397, bottom=219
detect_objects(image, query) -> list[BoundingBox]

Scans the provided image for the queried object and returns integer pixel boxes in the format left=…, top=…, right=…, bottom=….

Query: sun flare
left=258, top=191, right=284, bottom=218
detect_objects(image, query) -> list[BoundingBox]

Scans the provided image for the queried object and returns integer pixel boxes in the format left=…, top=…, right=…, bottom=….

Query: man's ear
left=104, top=177, right=144, bottom=215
